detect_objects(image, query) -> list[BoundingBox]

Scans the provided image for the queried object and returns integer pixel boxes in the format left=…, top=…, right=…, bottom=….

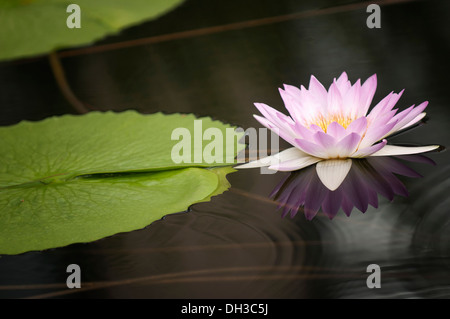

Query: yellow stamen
left=310, top=114, right=354, bottom=132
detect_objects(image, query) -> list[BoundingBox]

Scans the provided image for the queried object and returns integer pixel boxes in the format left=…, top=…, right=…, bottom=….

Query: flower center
left=310, top=114, right=354, bottom=132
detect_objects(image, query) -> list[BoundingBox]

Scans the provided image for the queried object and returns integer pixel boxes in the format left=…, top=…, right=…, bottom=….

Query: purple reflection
left=270, top=155, right=436, bottom=220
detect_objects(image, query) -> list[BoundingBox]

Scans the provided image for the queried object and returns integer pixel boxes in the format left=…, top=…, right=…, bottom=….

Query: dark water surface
left=0, top=0, right=449, bottom=298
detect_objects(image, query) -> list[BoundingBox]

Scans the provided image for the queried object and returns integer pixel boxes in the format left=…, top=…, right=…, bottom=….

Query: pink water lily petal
left=359, top=120, right=397, bottom=149
left=343, top=79, right=361, bottom=118
left=308, top=75, right=328, bottom=113
left=367, top=89, right=404, bottom=120
left=386, top=101, right=428, bottom=137
left=327, top=81, right=343, bottom=115
left=385, top=104, right=416, bottom=129
left=369, top=144, right=439, bottom=157
left=335, top=72, right=351, bottom=95
left=336, top=132, right=361, bottom=157
left=367, top=91, right=394, bottom=119
left=346, top=116, right=367, bottom=136
left=253, top=113, right=275, bottom=130
left=275, top=111, right=295, bottom=125
left=312, top=131, right=361, bottom=158
left=253, top=114, right=297, bottom=147
left=279, top=87, right=308, bottom=123
left=282, top=84, right=302, bottom=100
left=293, top=122, right=315, bottom=140
left=309, top=124, right=325, bottom=133
left=313, top=131, right=336, bottom=150
left=327, top=121, right=347, bottom=140
left=309, top=75, right=328, bottom=98
left=372, top=108, right=398, bottom=124
left=294, top=138, right=328, bottom=158
left=352, top=139, right=388, bottom=157
left=254, top=103, right=294, bottom=129
left=358, top=74, right=377, bottom=117
left=299, top=84, right=325, bottom=122
left=398, top=112, right=426, bottom=131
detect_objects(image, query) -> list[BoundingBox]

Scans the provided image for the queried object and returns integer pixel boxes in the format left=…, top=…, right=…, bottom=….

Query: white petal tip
left=370, top=144, right=440, bottom=157
left=316, top=159, right=352, bottom=191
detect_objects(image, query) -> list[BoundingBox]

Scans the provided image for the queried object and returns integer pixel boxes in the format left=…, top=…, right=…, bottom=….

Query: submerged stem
left=48, top=51, right=90, bottom=114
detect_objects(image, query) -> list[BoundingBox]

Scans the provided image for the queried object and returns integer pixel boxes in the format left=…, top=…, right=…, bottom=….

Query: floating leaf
left=0, top=112, right=242, bottom=254
left=0, top=0, right=184, bottom=61
left=0, top=167, right=233, bottom=255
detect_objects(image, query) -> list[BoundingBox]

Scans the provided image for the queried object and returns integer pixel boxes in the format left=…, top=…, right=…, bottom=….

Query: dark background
left=0, top=0, right=449, bottom=299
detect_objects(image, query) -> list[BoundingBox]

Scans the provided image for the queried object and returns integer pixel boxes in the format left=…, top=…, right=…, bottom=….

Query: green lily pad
left=0, top=0, right=184, bottom=61
left=0, top=111, right=243, bottom=255
left=0, top=167, right=234, bottom=255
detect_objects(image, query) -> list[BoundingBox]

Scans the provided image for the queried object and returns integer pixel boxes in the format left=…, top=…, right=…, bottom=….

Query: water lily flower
left=236, top=72, right=439, bottom=190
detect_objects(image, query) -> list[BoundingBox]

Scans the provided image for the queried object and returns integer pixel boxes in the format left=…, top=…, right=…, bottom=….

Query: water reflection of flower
left=269, top=155, right=436, bottom=220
